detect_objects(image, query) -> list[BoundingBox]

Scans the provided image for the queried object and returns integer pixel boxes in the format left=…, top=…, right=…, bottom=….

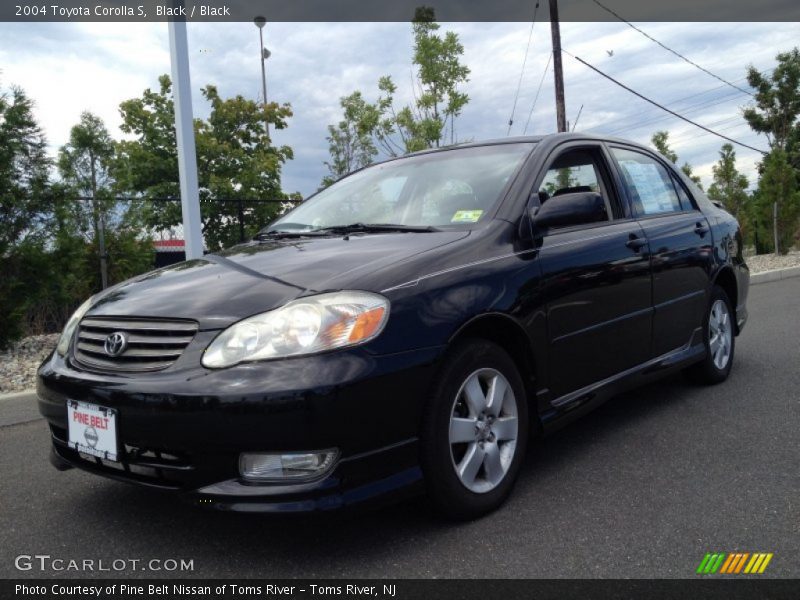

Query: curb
left=0, top=390, right=41, bottom=428
left=750, top=265, right=800, bottom=286
left=0, top=390, right=37, bottom=402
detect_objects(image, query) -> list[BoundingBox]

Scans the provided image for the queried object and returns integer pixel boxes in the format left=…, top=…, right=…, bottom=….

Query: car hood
left=86, top=231, right=468, bottom=328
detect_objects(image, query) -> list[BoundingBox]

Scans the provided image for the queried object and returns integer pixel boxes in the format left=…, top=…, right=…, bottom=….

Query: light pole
left=254, top=16, right=271, bottom=139
left=168, top=18, right=203, bottom=260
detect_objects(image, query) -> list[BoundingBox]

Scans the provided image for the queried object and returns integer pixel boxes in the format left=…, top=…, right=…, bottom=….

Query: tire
left=685, top=285, right=736, bottom=385
left=420, top=339, right=529, bottom=520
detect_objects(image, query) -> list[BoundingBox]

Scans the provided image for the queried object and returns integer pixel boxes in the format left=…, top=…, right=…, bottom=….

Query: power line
left=523, top=52, right=552, bottom=135
left=592, top=0, right=753, bottom=97
left=584, top=71, right=769, bottom=134
left=631, top=114, right=746, bottom=139
left=507, top=1, right=541, bottom=135
left=603, top=89, right=745, bottom=135
left=565, top=51, right=767, bottom=154
left=669, top=121, right=754, bottom=147
left=586, top=84, right=745, bottom=133
left=571, top=104, right=584, bottom=131
left=585, top=69, right=774, bottom=135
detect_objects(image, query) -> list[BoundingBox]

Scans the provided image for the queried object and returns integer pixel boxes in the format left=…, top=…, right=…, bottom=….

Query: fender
left=447, top=310, right=548, bottom=422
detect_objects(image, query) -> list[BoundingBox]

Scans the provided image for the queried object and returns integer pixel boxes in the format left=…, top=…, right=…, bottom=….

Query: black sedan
left=37, top=133, right=749, bottom=519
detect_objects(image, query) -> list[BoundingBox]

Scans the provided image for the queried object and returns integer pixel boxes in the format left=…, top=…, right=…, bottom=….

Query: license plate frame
left=67, top=400, right=119, bottom=462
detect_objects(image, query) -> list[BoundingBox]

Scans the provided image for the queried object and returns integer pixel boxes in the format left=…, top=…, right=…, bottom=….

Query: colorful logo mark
left=697, top=552, right=773, bottom=574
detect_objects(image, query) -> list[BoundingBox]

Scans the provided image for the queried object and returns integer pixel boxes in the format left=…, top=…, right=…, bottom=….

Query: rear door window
left=671, top=173, right=696, bottom=211
left=611, top=148, right=684, bottom=216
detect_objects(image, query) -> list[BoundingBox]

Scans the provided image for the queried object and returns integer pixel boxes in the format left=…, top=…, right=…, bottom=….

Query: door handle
left=625, top=234, right=647, bottom=251
left=694, top=222, right=709, bottom=236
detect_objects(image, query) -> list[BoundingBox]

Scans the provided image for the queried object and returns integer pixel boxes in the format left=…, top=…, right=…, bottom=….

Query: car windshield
left=266, top=143, right=534, bottom=233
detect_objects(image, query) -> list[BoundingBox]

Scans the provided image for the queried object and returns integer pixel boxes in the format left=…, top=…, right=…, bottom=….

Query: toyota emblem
left=104, top=332, right=128, bottom=357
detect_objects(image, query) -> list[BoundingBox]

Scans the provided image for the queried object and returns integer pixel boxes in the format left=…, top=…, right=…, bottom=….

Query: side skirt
left=539, top=328, right=705, bottom=433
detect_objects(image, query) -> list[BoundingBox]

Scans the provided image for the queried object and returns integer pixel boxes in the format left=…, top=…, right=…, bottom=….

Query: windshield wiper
left=255, top=223, right=440, bottom=240
left=314, top=223, right=441, bottom=234
left=254, top=229, right=327, bottom=240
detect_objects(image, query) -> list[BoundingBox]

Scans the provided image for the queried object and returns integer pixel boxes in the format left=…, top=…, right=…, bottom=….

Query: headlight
left=202, top=291, right=390, bottom=368
left=56, top=297, right=94, bottom=356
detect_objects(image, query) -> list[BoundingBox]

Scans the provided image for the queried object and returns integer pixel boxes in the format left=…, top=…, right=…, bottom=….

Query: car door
left=608, top=146, right=713, bottom=357
left=534, top=143, right=653, bottom=401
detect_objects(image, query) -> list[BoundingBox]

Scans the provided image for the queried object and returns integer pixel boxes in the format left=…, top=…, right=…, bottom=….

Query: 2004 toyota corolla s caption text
left=38, top=133, right=749, bottom=519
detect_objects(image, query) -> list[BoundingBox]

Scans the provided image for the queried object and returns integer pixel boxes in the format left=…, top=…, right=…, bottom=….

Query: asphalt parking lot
left=1, top=278, right=798, bottom=579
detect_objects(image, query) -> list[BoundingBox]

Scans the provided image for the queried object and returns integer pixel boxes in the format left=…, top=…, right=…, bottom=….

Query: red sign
left=71, top=410, right=109, bottom=430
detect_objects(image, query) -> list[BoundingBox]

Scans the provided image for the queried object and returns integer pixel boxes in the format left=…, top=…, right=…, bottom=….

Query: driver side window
left=536, top=148, right=613, bottom=223
left=539, top=161, right=601, bottom=199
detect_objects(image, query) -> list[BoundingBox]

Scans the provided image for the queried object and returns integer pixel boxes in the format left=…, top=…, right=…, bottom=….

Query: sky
left=0, top=21, right=798, bottom=197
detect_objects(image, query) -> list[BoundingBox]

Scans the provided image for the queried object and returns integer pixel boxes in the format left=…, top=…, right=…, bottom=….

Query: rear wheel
left=685, top=285, right=735, bottom=384
left=421, top=340, right=529, bottom=520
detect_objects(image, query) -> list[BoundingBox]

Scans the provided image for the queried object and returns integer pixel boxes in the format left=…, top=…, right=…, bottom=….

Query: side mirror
left=531, top=191, right=607, bottom=229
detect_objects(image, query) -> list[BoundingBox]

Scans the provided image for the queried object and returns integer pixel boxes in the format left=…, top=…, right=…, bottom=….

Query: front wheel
left=685, top=286, right=736, bottom=385
left=420, top=340, right=529, bottom=520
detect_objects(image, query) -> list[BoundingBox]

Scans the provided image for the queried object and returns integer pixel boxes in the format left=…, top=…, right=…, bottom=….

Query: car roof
left=402, top=132, right=651, bottom=157
left=329, top=132, right=662, bottom=194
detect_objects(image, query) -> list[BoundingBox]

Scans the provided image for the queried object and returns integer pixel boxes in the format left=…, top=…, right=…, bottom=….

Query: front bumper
left=37, top=345, right=442, bottom=512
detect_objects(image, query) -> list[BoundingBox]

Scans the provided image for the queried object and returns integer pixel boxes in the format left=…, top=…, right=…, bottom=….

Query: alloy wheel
left=709, top=299, right=732, bottom=370
left=448, top=368, right=519, bottom=494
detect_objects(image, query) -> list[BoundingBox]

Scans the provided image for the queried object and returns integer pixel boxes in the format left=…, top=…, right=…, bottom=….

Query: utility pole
left=773, top=201, right=779, bottom=254
left=89, top=154, right=108, bottom=289
left=254, top=17, right=270, bottom=139
left=549, top=0, right=567, bottom=133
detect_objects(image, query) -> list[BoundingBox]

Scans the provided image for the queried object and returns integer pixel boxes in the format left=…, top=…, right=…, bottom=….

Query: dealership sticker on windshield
left=451, top=210, right=483, bottom=223
left=67, top=400, right=119, bottom=461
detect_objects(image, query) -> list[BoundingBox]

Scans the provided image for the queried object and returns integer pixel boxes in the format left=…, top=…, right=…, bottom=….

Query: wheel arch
left=711, top=266, right=739, bottom=333
left=448, top=313, right=542, bottom=428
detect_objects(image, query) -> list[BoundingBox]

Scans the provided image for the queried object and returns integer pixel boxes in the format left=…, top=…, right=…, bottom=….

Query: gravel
left=745, top=250, right=800, bottom=274
left=0, top=334, right=58, bottom=395
left=1, top=252, right=799, bottom=396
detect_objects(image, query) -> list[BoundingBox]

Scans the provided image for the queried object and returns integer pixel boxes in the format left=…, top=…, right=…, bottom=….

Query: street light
left=254, top=16, right=271, bottom=139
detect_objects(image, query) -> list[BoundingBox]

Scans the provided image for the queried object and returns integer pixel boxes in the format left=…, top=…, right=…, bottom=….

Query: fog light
left=239, top=450, right=338, bottom=482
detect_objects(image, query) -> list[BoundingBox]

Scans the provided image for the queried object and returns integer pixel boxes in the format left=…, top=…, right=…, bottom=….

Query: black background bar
left=3, top=0, right=799, bottom=23
left=5, top=579, right=800, bottom=600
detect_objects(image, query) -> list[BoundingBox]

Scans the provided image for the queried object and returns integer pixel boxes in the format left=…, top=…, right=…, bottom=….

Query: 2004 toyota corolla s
left=38, top=133, right=749, bottom=519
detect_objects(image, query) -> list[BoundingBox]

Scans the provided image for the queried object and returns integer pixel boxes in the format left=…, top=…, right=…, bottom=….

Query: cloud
left=0, top=23, right=168, bottom=154
left=0, top=20, right=796, bottom=196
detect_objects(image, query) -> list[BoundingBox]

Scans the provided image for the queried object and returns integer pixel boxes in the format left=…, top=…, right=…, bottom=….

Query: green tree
left=385, top=8, right=469, bottom=152
left=651, top=131, right=678, bottom=163
left=0, top=85, right=49, bottom=258
left=751, top=149, right=800, bottom=254
left=321, top=92, right=379, bottom=187
left=0, top=84, right=51, bottom=347
left=743, top=48, right=800, bottom=254
left=743, top=47, right=800, bottom=159
left=651, top=130, right=703, bottom=188
left=58, top=112, right=154, bottom=293
left=707, top=144, right=752, bottom=247
left=58, top=112, right=116, bottom=288
left=335, top=8, right=470, bottom=160
left=707, top=144, right=750, bottom=220
left=115, top=75, right=296, bottom=250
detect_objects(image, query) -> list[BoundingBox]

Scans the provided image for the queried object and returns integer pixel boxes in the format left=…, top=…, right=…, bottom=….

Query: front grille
left=73, top=317, right=198, bottom=372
